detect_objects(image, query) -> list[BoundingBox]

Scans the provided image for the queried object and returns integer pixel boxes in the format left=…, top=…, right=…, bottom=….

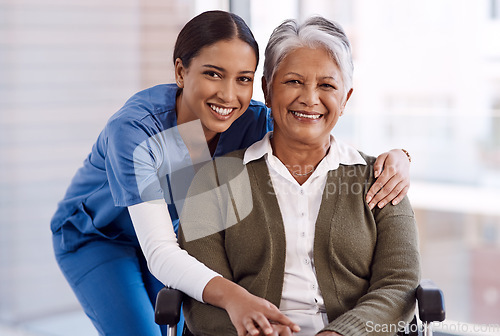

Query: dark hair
left=173, top=10, right=259, bottom=69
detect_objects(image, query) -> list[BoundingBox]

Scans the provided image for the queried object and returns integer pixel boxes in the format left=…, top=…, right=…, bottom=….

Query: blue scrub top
left=51, top=84, right=272, bottom=253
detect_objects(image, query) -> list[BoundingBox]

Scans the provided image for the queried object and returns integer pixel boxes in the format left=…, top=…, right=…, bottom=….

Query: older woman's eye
left=320, top=83, right=336, bottom=90
left=285, top=79, right=301, bottom=85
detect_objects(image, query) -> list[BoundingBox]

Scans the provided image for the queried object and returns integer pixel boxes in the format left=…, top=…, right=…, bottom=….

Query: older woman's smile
left=289, top=110, right=323, bottom=120
left=266, top=46, right=351, bottom=147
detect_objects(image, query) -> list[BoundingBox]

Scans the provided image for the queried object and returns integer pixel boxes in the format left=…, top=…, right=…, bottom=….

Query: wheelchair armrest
left=416, top=279, right=445, bottom=324
left=155, top=286, right=184, bottom=326
left=154, top=281, right=446, bottom=328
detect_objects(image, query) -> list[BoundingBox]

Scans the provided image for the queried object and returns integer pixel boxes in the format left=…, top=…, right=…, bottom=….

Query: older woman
left=179, top=16, right=420, bottom=336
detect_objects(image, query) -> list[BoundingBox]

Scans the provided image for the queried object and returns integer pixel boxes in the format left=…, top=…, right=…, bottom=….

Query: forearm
left=180, top=212, right=300, bottom=336
left=128, top=200, right=220, bottom=302
left=320, top=198, right=420, bottom=336
left=203, top=276, right=247, bottom=308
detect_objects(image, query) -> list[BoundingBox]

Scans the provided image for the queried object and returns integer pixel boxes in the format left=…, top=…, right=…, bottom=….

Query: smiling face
left=175, top=38, right=257, bottom=141
left=264, top=46, right=352, bottom=147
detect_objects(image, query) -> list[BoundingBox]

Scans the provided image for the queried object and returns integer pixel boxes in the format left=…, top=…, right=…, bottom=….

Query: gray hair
left=263, top=16, right=353, bottom=100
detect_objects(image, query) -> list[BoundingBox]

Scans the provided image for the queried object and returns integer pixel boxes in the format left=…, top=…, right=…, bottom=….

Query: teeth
left=291, top=111, right=322, bottom=119
left=210, top=104, right=233, bottom=116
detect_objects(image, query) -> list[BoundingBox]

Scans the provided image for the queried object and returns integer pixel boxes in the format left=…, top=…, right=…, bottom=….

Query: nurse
left=51, top=10, right=411, bottom=336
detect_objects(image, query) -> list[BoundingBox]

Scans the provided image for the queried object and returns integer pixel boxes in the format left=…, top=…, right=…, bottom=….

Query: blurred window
left=491, top=0, right=500, bottom=19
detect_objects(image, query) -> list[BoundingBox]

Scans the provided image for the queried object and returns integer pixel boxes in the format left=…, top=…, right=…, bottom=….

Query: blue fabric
left=51, top=83, right=272, bottom=335
left=51, top=83, right=272, bottom=253
left=53, top=235, right=178, bottom=336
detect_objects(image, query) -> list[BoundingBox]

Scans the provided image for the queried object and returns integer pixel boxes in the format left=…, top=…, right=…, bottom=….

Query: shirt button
left=311, top=284, right=316, bottom=289
left=301, top=212, right=305, bottom=217
left=304, top=259, right=310, bottom=265
left=300, top=189, right=304, bottom=195
left=300, top=232, right=306, bottom=237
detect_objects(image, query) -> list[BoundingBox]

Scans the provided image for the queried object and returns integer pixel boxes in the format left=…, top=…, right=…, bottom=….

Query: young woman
left=51, top=10, right=411, bottom=336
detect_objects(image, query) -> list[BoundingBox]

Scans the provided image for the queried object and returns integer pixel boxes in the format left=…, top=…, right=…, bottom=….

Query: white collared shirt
left=243, top=132, right=366, bottom=334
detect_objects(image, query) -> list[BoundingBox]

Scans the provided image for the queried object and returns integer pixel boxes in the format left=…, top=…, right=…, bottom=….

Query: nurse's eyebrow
left=202, top=64, right=255, bottom=75
left=203, top=64, right=225, bottom=72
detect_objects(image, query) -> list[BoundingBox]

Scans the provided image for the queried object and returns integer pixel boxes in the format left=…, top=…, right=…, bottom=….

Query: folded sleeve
left=103, top=110, right=160, bottom=206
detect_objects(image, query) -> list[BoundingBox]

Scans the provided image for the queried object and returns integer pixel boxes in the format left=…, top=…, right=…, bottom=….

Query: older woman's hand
left=366, top=149, right=411, bottom=209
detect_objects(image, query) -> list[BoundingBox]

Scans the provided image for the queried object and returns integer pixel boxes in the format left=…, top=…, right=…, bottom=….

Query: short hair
left=263, top=16, right=353, bottom=99
left=173, top=10, right=259, bottom=70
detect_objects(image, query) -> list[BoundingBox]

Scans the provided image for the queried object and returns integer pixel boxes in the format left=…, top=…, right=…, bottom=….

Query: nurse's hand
left=366, top=149, right=411, bottom=209
left=204, top=277, right=300, bottom=336
left=225, top=289, right=300, bottom=336
left=245, top=323, right=295, bottom=336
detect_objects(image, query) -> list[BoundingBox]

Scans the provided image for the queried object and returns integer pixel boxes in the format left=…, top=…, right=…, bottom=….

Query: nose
left=217, top=80, right=237, bottom=103
left=299, top=84, right=320, bottom=107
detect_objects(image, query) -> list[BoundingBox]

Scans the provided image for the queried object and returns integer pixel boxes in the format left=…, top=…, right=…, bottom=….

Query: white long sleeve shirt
left=243, top=132, right=366, bottom=334
left=128, top=200, right=219, bottom=303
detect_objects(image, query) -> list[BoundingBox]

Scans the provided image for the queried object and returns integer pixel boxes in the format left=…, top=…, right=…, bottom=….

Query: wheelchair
left=154, top=279, right=445, bottom=336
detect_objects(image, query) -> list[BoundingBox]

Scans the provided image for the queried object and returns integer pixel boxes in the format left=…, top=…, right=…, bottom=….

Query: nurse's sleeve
left=105, top=115, right=166, bottom=207
left=128, top=200, right=220, bottom=303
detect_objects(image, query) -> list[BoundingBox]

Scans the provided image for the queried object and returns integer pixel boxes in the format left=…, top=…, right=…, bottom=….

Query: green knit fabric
left=179, top=150, right=421, bottom=336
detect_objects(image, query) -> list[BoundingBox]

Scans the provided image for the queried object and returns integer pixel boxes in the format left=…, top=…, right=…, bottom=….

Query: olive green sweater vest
left=180, top=150, right=420, bottom=336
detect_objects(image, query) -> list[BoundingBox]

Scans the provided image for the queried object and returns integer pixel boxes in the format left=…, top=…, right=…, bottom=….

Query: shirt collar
left=243, top=131, right=366, bottom=170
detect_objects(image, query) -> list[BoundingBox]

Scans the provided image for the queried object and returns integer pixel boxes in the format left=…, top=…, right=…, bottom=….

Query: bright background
left=1, top=0, right=500, bottom=335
